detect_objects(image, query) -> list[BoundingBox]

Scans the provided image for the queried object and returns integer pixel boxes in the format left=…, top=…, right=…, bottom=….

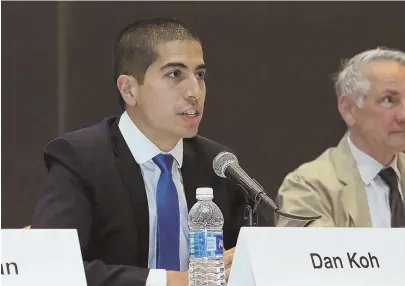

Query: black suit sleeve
left=223, top=175, right=274, bottom=250
left=223, top=180, right=245, bottom=249
left=31, top=138, right=150, bottom=286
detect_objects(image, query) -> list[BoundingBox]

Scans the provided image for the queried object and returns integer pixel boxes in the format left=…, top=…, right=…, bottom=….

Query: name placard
left=1, top=229, right=87, bottom=286
left=228, top=227, right=405, bottom=286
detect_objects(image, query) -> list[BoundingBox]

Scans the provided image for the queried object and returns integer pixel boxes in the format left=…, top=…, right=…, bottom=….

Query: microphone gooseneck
left=213, top=151, right=322, bottom=223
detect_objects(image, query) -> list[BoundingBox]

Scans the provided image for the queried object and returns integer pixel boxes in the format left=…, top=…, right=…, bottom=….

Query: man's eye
left=196, top=71, right=206, bottom=79
left=379, top=95, right=396, bottom=108
left=382, top=96, right=394, bottom=104
left=167, top=70, right=181, bottom=78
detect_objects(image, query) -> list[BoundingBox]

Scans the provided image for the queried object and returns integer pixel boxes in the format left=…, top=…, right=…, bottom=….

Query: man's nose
left=397, top=101, right=405, bottom=122
left=183, top=76, right=201, bottom=101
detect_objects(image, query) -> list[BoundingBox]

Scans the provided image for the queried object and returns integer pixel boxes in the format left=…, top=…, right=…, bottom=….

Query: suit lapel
left=110, top=119, right=149, bottom=266
left=181, top=139, right=211, bottom=211
left=332, top=134, right=372, bottom=227
left=397, top=153, right=405, bottom=199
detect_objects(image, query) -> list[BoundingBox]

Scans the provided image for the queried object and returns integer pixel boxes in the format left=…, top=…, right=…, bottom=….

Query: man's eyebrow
left=383, top=89, right=399, bottom=96
left=196, top=64, right=208, bottom=70
left=160, top=62, right=187, bottom=71
left=159, top=62, right=207, bottom=71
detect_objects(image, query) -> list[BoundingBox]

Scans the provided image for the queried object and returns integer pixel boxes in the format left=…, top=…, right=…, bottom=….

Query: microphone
left=213, top=151, right=321, bottom=223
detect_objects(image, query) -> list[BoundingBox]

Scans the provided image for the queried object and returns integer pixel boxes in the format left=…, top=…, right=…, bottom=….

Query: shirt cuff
left=146, top=269, right=167, bottom=286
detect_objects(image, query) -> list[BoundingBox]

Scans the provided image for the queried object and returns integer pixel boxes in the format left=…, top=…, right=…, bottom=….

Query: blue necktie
left=153, top=154, right=180, bottom=270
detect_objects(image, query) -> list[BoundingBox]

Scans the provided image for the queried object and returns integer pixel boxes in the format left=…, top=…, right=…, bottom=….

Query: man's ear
left=117, top=75, right=139, bottom=107
left=338, top=95, right=356, bottom=127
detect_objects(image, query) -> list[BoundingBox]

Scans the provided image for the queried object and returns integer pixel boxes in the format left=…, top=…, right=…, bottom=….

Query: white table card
left=1, top=229, right=87, bottom=286
left=228, top=227, right=405, bottom=286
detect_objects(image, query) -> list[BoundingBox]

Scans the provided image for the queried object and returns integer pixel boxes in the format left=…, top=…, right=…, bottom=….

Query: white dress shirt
left=347, top=135, right=403, bottom=227
left=119, top=111, right=189, bottom=285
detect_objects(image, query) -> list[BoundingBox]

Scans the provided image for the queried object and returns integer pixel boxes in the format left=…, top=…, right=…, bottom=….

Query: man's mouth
left=181, top=109, right=199, bottom=117
left=391, top=130, right=405, bottom=134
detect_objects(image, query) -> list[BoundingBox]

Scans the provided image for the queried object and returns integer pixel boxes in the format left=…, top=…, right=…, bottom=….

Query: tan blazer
left=275, top=135, right=405, bottom=227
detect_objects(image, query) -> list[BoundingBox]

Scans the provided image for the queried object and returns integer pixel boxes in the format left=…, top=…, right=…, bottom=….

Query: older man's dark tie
left=379, top=167, right=405, bottom=227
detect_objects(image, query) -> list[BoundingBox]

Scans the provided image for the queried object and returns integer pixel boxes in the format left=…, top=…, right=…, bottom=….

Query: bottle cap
left=196, top=187, right=214, bottom=199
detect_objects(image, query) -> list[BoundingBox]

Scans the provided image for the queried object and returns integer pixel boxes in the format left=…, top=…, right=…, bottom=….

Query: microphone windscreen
left=213, top=151, right=238, bottom=178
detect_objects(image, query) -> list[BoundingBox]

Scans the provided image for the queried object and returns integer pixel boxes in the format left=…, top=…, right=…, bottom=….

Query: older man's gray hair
left=334, top=47, right=405, bottom=107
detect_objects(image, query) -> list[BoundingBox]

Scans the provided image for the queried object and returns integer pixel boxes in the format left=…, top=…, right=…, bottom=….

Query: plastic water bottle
left=188, top=187, right=226, bottom=286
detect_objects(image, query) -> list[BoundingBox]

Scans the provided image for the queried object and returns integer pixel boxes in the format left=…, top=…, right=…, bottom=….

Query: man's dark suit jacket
left=31, top=116, right=246, bottom=286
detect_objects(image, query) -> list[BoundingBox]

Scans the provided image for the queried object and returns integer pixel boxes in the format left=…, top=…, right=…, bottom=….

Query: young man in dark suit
left=31, top=18, right=246, bottom=286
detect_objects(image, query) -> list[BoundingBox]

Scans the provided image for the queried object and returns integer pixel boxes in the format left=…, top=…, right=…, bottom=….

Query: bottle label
left=189, top=231, right=223, bottom=259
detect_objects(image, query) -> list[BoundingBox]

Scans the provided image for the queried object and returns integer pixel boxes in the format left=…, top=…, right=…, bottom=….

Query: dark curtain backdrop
left=2, top=1, right=405, bottom=227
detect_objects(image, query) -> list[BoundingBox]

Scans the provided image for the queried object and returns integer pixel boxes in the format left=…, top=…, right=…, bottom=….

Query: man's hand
left=224, top=247, right=236, bottom=281
left=165, top=248, right=236, bottom=285
left=166, top=271, right=188, bottom=286
left=224, top=247, right=235, bottom=269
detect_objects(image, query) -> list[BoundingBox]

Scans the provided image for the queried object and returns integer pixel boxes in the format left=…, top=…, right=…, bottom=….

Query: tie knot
left=379, top=167, right=398, bottom=190
left=153, top=154, right=174, bottom=173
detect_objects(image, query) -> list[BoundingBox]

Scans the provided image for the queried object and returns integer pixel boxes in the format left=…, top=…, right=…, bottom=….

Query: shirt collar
left=347, top=134, right=400, bottom=185
left=118, top=111, right=183, bottom=168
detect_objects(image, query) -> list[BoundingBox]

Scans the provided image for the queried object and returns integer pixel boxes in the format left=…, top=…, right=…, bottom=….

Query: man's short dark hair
left=113, top=18, right=201, bottom=109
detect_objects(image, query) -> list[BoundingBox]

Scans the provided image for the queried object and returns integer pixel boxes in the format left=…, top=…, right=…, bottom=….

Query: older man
left=276, top=47, right=405, bottom=228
